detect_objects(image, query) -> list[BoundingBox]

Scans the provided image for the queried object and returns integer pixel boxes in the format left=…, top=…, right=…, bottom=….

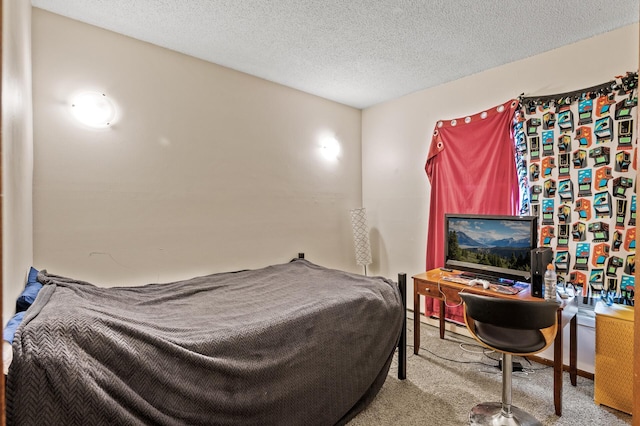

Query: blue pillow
left=15, top=267, right=43, bottom=313
left=3, top=311, right=25, bottom=344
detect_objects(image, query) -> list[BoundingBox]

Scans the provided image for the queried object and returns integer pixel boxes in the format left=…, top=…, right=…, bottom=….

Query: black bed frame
left=397, top=273, right=406, bottom=380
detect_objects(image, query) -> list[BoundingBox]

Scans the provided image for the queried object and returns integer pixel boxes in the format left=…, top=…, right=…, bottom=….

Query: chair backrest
left=459, top=292, right=559, bottom=330
left=460, top=292, right=560, bottom=355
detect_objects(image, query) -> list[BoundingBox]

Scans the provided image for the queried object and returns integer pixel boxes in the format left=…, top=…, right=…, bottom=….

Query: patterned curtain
left=519, top=73, right=638, bottom=304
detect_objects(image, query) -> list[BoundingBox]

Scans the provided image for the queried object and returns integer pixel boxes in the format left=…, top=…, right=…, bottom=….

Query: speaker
left=531, top=247, right=553, bottom=298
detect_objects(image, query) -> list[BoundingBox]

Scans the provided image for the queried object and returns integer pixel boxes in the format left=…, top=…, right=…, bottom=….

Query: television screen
left=444, top=214, right=538, bottom=282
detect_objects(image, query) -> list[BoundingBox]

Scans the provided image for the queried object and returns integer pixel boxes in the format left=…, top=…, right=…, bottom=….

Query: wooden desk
left=413, top=269, right=578, bottom=417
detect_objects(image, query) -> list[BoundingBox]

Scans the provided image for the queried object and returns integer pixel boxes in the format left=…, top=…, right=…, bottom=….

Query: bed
left=5, top=257, right=406, bottom=425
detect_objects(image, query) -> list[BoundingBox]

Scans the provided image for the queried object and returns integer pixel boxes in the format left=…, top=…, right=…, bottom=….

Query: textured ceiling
left=31, top=0, right=639, bottom=109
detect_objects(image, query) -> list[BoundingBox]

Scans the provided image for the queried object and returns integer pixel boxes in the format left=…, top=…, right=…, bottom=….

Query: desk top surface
left=413, top=269, right=531, bottom=300
left=414, top=269, right=577, bottom=311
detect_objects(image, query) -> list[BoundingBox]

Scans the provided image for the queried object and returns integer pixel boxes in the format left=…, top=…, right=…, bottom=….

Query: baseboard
left=406, top=309, right=594, bottom=381
left=526, top=354, right=594, bottom=380
left=406, top=309, right=472, bottom=339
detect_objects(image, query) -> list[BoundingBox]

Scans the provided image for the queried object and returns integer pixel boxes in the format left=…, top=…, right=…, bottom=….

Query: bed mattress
left=6, top=259, right=403, bottom=425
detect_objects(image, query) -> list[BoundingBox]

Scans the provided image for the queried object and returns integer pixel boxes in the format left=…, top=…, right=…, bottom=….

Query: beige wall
left=362, top=24, right=640, bottom=292
left=31, top=9, right=363, bottom=286
left=2, top=0, right=33, bottom=324
left=15, top=10, right=640, bottom=306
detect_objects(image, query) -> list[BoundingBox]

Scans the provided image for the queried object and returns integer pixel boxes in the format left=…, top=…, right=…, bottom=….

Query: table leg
left=554, top=309, right=563, bottom=416
left=439, top=299, right=445, bottom=339
left=414, top=291, right=420, bottom=354
left=570, top=314, right=577, bottom=386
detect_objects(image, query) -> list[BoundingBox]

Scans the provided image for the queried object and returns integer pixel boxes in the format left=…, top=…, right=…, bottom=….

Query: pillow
left=3, top=311, right=25, bottom=344
left=15, top=267, right=43, bottom=313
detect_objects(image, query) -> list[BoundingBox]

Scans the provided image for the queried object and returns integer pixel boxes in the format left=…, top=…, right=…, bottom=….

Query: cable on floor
left=403, top=323, right=552, bottom=373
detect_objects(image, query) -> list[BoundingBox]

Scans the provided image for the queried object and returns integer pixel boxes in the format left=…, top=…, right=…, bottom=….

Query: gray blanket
left=7, top=259, right=403, bottom=425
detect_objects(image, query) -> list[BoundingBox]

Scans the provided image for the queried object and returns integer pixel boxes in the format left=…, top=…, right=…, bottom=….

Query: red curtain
left=424, top=99, right=520, bottom=323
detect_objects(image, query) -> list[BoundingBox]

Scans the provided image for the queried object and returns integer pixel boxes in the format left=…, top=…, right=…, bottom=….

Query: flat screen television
left=444, top=213, right=538, bottom=283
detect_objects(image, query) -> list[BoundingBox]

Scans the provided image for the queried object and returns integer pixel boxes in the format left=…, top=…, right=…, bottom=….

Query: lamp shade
left=350, top=208, right=372, bottom=267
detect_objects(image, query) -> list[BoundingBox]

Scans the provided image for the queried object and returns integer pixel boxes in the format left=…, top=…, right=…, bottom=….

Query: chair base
left=469, top=402, right=542, bottom=426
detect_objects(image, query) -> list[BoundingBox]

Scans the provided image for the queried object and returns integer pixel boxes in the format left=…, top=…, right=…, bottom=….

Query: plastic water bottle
left=544, top=263, right=557, bottom=301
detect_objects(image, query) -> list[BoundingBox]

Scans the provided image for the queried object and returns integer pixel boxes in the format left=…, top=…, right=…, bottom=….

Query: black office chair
left=459, top=293, right=559, bottom=426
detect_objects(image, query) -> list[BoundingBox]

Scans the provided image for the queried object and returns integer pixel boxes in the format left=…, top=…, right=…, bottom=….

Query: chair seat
left=475, top=321, right=547, bottom=354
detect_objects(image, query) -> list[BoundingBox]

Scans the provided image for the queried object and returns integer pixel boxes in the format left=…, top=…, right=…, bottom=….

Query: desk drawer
left=415, top=280, right=461, bottom=304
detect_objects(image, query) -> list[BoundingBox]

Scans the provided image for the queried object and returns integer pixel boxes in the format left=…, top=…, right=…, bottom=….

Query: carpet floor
left=348, top=319, right=632, bottom=426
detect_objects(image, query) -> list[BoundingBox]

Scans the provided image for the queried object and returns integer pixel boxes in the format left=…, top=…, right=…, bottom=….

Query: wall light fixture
left=320, top=136, right=341, bottom=160
left=70, top=92, right=116, bottom=128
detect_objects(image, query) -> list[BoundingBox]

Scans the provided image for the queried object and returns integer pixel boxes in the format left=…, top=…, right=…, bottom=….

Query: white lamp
left=70, top=92, right=116, bottom=128
left=350, top=208, right=372, bottom=275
